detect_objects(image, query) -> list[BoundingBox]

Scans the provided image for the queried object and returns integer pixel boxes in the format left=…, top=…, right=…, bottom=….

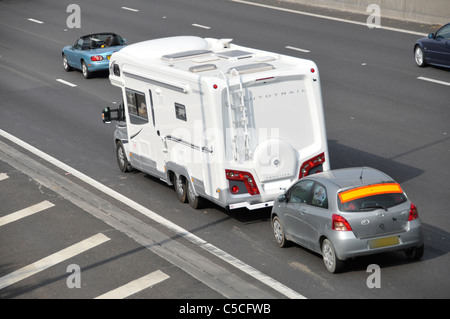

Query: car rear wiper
left=361, top=205, right=388, bottom=211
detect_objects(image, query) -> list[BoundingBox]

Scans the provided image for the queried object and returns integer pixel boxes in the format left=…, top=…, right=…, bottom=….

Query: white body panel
left=108, top=36, right=330, bottom=210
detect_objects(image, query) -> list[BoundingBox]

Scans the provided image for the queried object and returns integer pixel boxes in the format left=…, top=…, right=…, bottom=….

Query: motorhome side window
left=126, top=89, right=148, bottom=124
left=175, top=103, right=187, bottom=121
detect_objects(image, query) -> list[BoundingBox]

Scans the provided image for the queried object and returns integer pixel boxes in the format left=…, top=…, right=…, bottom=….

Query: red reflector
left=231, top=185, right=239, bottom=193
left=310, top=68, right=315, bottom=73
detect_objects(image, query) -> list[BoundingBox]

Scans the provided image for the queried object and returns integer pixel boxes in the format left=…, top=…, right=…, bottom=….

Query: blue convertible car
left=414, top=23, right=450, bottom=68
left=62, top=33, right=127, bottom=78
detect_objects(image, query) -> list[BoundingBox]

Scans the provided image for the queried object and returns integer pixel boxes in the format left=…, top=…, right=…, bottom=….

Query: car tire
left=116, top=140, right=132, bottom=172
left=405, top=245, right=424, bottom=260
left=321, top=239, right=345, bottom=273
left=414, top=45, right=426, bottom=67
left=187, top=180, right=204, bottom=209
left=62, top=54, right=73, bottom=71
left=272, top=216, right=288, bottom=248
left=82, top=60, right=92, bottom=79
left=174, top=174, right=188, bottom=203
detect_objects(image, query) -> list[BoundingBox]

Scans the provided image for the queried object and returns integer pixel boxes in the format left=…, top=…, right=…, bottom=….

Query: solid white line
left=285, top=45, right=310, bottom=53
left=95, top=270, right=170, bottom=299
left=230, top=0, right=427, bottom=36
left=121, top=7, right=139, bottom=12
left=0, top=129, right=305, bottom=299
left=417, top=76, right=450, bottom=86
left=27, top=18, right=44, bottom=24
left=192, top=23, right=211, bottom=29
left=0, top=173, right=8, bottom=181
left=0, top=233, right=110, bottom=290
left=56, top=79, right=77, bottom=87
left=0, top=200, right=55, bottom=227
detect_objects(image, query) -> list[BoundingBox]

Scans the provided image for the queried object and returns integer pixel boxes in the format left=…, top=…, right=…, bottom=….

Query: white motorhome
left=102, top=36, right=330, bottom=210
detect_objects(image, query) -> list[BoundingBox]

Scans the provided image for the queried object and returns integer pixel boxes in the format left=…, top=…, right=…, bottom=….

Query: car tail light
left=225, top=169, right=260, bottom=195
left=91, top=55, right=103, bottom=61
left=332, top=214, right=352, bottom=231
left=299, top=153, right=325, bottom=178
left=408, top=203, right=419, bottom=221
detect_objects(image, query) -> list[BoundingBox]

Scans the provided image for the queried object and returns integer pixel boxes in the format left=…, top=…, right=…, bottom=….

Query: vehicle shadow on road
left=327, top=139, right=424, bottom=184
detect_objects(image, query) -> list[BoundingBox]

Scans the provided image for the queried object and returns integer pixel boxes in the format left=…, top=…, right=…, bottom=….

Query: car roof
left=306, top=167, right=396, bottom=191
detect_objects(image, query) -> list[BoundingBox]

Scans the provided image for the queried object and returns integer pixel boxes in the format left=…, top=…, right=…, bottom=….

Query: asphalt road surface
left=1, top=0, right=449, bottom=300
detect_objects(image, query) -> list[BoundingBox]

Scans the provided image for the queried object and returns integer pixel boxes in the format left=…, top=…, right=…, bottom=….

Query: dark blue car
left=62, top=33, right=127, bottom=78
left=414, top=23, right=450, bottom=68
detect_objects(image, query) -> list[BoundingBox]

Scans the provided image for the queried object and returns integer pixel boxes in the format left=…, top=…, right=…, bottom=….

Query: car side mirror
left=428, top=33, right=435, bottom=39
left=278, top=194, right=287, bottom=202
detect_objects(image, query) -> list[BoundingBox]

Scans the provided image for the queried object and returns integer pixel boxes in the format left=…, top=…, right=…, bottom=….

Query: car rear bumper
left=87, top=60, right=110, bottom=72
left=329, top=219, right=424, bottom=260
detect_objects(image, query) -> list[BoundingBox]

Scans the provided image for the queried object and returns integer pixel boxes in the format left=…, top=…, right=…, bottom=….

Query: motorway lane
left=0, top=137, right=293, bottom=299
left=1, top=0, right=449, bottom=299
left=0, top=156, right=223, bottom=299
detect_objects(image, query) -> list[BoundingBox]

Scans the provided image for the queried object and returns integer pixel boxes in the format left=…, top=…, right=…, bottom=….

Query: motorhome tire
left=174, top=175, right=188, bottom=203
left=187, top=180, right=204, bottom=209
left=116, top=140, right=131, bottom=172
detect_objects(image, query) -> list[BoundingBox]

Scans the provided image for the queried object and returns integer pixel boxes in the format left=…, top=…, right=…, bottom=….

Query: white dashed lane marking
left=0, top=233, right=110, bottom=290
left=0, top=200, right=55, bottom=227
left=95, top=270, right=170, bottom=299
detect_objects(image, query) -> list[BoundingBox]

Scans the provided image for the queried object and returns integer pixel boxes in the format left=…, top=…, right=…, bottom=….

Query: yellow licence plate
left=107, top=55, right=111, bottom=60
left=369, top=236, right=400, bottom=249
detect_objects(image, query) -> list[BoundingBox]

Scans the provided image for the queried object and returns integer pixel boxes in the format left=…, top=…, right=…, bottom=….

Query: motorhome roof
left=116, top=36, right=315, bottom=77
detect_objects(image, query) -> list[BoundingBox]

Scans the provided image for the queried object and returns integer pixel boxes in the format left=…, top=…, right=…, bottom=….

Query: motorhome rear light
left=299, top=153, right=325, bottom=178
left=225, top=169, right=260, bottom=195
left=408, top=203, right=419, bottom=221
left=310, top=68, right=315, bottom=73
left=332, top=214, right=352, bottom=231
left=91, top=55, right=103, bottom=61
left=213, top=84, right=218, bottom=89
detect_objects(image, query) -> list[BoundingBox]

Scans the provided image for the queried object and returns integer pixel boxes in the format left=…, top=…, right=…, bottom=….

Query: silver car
left=271, top=167, right=424, bottom=273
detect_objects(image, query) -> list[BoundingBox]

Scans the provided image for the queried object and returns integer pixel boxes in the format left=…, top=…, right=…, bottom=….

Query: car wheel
left=405, top=245, right=424, bottom=260
left=414, top=46, right=426, bottom=67
left=82, top=60, right=92, bottom=79
left=321, top=239, right=345, bottom=273
left=62, top=54, right=73, bottom=71
left=116, top=140, right=132, bottom=172
left=187, top=180, right=204, bottom=209
left=272, top=216, right=288, bottom=248
left=174, top=175, right=188, bottom=203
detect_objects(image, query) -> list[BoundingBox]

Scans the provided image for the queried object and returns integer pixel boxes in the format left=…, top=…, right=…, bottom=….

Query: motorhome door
left=124, top=88, right=157, bottom=172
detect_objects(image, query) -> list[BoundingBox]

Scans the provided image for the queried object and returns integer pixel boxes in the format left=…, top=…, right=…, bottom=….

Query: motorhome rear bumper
left=227, top=201, right=274, bottom=210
